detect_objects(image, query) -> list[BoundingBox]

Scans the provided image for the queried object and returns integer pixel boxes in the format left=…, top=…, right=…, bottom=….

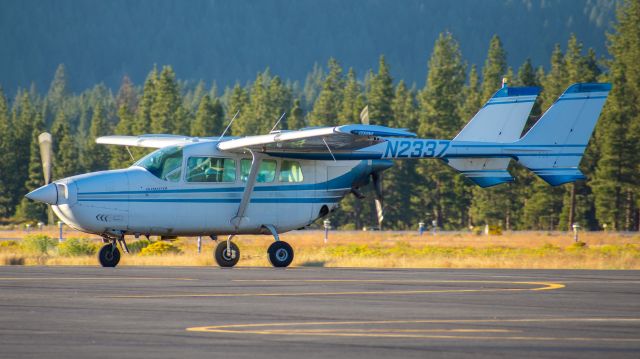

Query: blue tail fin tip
left=493, top=86, right=540, bottom=98
left=564, top=83, right=612, bottom=94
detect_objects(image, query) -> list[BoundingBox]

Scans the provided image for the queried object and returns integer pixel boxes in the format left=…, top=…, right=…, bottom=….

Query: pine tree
left=471, top=35, right=521, bottom=230
left=0, top=87, right=13, bottom=217
left=14, top=114, right=47, bottom=222
left=309, top=58, right=344, bottom=127
left=9, top=93, right=36, bottom=213
left=558, top=34, right=602, bottom=230
left=592, top=0, right=640, bottom=230
left=417, top=32, right=466, bottom=228
left=84, top=104, right=110, bottom=171
left=133, top=67, right=158, bottom=135
left=368, top=55, right=394, bottom=126
left=237, top=71, right=269, bottom=135
left=115, top=75, right=138, bottom=113
left=109, top=104, right=136, bottom=169
left=267, top=76, right=292, bottom=131
left=516, top=58, right=537, bottom=86
left=481, top=35, right=507, bottom=101
left=52, top=110, right=79, bottom=180
left=226, top=83, right=249, bottom=136
left=191, top=94, right=224, bottom=137
left=44, top=64, right=68, bottom=125
left=385, top=81, right=419, bottom=228
left=457, top=65, right=482, bottom=227
left=150, top=66, right=181, bottom=134
left=338, top=68, right=363, bottom=125
left=303, top=62, right=324, bottom=109
left=288, top=99, right=305, bottom=130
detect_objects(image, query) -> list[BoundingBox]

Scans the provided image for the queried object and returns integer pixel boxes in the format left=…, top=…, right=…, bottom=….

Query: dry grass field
left=1, top=228, right=639, bottom=269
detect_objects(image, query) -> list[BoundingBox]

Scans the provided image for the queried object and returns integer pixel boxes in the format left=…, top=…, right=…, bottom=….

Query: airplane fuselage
left=50, top=141, right=383, bottom=237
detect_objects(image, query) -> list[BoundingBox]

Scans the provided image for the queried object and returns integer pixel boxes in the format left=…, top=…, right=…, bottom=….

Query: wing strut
left=230, top=150, right=263, bottom=230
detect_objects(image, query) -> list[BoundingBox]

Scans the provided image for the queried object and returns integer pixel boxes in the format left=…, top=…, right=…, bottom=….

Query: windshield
left=133, top=146, right=183, bottom=182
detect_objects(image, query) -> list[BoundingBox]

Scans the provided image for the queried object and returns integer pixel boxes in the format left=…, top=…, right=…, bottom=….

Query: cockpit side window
left=279, top=160, right=304, bottom=182
left=240, top=159, right=277, bottom=183
left=186, top=157, right=236, bottom=183
left=134, top=146, right=183, bottom=182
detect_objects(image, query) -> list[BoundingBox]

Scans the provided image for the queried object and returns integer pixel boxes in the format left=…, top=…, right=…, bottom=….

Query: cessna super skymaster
left=25, top=82, right=611, bottom=268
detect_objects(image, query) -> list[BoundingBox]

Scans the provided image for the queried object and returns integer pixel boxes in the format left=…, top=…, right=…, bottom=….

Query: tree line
left=0, top=1, right=638, bottom=232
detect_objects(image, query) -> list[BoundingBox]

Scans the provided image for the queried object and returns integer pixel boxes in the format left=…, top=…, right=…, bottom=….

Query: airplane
left=25, top=82, right=611, bottom=268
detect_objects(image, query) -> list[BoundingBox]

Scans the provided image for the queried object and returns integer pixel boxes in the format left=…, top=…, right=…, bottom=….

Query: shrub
left=139, top=241, right=182, bottom=256
left=0, top=240, right=18, bottom=249
left=127, top=239, right=151, bottom=254
left=20, top=234, right=57, bottom=255
left=58, top=238, right=99, bottom=256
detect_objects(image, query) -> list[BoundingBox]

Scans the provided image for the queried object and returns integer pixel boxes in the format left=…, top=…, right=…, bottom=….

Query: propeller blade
left=38, top=132, right=52, bottom=185
left=360, top=105, right=369, bottom=125
left=371, top=171, right=384, bottom=229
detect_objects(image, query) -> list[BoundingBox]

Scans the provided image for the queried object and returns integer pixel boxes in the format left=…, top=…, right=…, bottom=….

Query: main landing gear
left=212, top=225, right=294, bottom=268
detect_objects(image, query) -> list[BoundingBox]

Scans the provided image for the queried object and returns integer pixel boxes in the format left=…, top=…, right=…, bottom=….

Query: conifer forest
left=1, top=0, right=639, bottom=232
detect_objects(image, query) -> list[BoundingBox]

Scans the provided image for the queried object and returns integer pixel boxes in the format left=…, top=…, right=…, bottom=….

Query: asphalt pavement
left=1, top=266, right=639, bottom=358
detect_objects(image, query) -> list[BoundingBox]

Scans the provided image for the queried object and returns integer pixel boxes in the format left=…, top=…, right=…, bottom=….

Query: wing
left=217, top=125, right=416, bottom=158
left=96, top=134, right=205, bottom=148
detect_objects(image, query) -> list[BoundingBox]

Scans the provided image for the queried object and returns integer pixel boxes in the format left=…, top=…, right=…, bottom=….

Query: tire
left=267, top=241, right=294, bottom=268
left=98, top=244, right=121, bottom=267
left=214, top=241, right=240, bottom=268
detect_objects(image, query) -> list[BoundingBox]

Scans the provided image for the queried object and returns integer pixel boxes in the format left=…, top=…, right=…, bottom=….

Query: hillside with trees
left=0, top=0, right=638, bottom=232
left=0, top=0, right=618, bottom=93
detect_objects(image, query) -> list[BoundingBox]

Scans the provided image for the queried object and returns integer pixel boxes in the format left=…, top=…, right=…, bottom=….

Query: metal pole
left=323, top=219, right=331, bottom=244
left=572, top=223, right=580, bottom=242
left=197, top=236, right=202, bottom=254
left=58, top=221, right=63, bottom=243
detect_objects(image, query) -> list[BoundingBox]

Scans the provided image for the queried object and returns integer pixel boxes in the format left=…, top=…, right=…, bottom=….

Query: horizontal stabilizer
left=447, top=158, right=513, bottom=188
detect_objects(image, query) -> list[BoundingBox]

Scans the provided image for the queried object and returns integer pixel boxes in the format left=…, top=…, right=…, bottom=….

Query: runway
left=1, top=266, right=639, bottom=358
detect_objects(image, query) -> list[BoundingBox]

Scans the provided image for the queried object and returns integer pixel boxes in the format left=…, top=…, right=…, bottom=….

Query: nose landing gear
left=214, top=235, right=240, bottom=267
left=98, top=243, right=120, bottom=267
left=98, top=233, right=127, bottom=267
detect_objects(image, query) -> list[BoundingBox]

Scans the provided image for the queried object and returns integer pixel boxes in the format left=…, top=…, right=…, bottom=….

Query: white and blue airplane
left=26, top=83, right=611, bottom=268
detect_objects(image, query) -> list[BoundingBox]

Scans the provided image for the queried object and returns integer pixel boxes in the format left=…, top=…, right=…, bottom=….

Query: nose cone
left=26, top=183, right=58, bottom=205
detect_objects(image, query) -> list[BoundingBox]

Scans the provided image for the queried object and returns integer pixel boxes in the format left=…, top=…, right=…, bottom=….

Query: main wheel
left=98, top=243, right=121, bottom=267
left=214, top=241, right=240, bottom=268
left=267, top=241, right=294, bottom=268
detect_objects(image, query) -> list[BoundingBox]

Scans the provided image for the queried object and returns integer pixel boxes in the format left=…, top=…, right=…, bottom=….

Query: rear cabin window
left=186, top=157, right=236, bottom=183
left=240, top=159, right=277, bottom=183
left=279, top=160, right=304, bottom=182
left=134, top=146, right=183, bottom=182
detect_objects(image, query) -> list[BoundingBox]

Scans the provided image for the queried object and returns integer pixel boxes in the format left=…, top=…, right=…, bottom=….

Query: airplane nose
left=25, top=183, right=58, bottom=205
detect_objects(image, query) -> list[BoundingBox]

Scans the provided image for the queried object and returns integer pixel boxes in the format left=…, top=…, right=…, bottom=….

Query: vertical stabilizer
left=448, top=86, right=539, bottom=187
left=516, top=83, right=611, bottom=185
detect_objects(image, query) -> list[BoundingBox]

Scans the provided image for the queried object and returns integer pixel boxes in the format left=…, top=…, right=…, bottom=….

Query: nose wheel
left=98, top=243, right=121, bottom=267
left=214, top=238, right=240, bottom=267
left=267, top=241, right=294, bottom=268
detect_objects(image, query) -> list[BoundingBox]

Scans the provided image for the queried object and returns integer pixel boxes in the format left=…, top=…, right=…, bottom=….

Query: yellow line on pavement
left=186, top=318, right=640, bottom=341
left=105, top=280, right=564, bottom=298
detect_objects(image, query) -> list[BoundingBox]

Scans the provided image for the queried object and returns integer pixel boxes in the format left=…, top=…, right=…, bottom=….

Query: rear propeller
left=350, top=106, right=386, bottom=230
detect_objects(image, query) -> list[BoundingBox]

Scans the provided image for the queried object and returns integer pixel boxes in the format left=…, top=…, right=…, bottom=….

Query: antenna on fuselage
left=270, top=112, right=286, bottom=133
left=218, top=110, right=240, bottom=140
